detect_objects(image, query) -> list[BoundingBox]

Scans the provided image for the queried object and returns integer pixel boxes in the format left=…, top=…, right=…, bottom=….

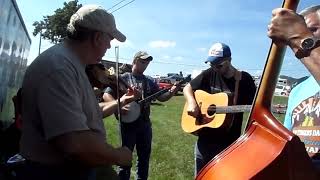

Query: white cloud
left=159, top=55, right=183, bottom=62
left=149, top=40, right=176, bottom=48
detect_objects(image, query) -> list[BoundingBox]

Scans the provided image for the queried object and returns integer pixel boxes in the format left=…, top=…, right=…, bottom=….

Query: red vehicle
left=158, top=79, right=173, bottom=90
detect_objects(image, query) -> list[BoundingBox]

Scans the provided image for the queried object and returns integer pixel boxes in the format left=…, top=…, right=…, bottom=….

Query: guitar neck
left=215, top=105, right=284, bottom=114
left=215, top=105, right=252, bottom=114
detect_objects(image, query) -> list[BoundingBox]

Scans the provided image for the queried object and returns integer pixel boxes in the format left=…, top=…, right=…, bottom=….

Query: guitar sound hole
left=207, top=105, right=216, bottom=116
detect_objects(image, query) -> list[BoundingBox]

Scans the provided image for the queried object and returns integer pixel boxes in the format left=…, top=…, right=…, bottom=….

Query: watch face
left=301, top=38, right=315, bottom=50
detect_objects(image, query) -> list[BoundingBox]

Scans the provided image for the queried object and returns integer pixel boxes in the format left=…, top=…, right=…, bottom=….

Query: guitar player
left=103, top=51, right=179, bottom=180
left=183, top=42, right=256, bottom=176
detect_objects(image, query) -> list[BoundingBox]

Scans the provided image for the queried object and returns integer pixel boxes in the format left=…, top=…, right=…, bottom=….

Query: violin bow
left=115, top=46, right=123, bottom=143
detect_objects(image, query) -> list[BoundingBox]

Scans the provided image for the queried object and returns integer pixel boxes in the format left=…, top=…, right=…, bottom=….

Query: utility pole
left=38, top=30, right=42, bottom=55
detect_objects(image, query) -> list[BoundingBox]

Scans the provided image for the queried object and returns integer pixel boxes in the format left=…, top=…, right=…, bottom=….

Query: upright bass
left=196, top=0, right=318, bottom=179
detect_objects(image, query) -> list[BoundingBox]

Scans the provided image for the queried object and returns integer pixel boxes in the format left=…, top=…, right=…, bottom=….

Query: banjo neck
left=138, top=88, right=169, bottom=104
left=138, top=77, right=189, bottom=104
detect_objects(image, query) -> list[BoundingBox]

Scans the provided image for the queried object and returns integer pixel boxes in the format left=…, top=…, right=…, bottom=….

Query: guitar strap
left=227, top=70, right=242, bottom=130
left=233, top=70, right=242, bottom=105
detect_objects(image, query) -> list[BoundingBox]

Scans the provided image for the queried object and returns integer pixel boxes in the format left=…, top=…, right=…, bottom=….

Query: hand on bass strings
left=268, top=8, right=313, bottom=51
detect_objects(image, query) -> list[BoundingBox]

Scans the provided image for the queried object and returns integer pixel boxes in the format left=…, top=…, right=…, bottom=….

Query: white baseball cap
left=68, top=4, right=126, bottom=42
left=134, top=51, right=153, bottom=61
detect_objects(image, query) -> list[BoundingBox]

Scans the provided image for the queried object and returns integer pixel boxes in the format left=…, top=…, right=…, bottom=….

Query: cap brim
left=110, top=29, right=126, bottom=42
left=140, top=55, right=153, bottom=61
left=205, top=56, right=221, bottom=64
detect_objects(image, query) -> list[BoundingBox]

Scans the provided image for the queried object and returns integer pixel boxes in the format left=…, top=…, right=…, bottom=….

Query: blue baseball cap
left=205, top=42, right=231, bottom=64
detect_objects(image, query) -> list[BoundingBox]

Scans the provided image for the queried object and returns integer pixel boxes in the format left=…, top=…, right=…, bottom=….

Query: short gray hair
left=66, top=25, right=97, bottom=41
left=300, top=5, right=320, bottom=18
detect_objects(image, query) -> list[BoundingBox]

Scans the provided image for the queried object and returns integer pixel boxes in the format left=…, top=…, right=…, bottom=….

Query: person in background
left=85, top=63, right=140, bottom=118
left=268, top=5, right=320, bottom=172
left=85, top=63, right=107, bottom=102
left=18, top=5, right=135, bottom=180
left=183, top=42, right=256, bottom=175
left=104, top=51, right=179, bottom=180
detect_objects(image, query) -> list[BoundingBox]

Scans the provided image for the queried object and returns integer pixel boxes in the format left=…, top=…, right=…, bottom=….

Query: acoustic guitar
left=181, top=90, right=287, bottom=134
left=196, top=0, right=318, bottom=179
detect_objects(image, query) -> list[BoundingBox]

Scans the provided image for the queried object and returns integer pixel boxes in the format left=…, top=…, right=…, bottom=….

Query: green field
left=103, top=93, right=288, bottom=180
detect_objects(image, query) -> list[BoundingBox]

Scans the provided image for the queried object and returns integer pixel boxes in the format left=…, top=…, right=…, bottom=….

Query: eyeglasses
left=210, top=61, right=225, bottom=69
left=212, top=64, right=224, bottom=68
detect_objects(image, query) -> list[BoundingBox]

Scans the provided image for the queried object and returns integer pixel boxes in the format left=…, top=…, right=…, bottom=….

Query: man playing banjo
left=103, top=51, right=179, bottom=180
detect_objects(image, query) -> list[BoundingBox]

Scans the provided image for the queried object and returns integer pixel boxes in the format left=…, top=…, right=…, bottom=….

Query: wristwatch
left=295, top=36, right=320, bottom=59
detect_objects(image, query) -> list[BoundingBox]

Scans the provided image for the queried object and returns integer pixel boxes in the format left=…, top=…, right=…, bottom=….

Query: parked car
left=274, top=85, right=289, bottom=96
left=158, top=79, right=173, bottom=90
left=161, top=74, right=184, bottom=84
left=159, top=74, right=191, bottom=92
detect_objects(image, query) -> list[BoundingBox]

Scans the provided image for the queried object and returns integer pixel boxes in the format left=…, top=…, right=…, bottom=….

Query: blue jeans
left=118, top=120, right=152, bottom=180
left=16, top=161, right=96, bottom=180
left=194, top=140, right=229, bottom=177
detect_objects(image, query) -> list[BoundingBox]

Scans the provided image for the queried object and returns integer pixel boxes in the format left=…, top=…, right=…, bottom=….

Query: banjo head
left=120, top=102, right=141, bottom=123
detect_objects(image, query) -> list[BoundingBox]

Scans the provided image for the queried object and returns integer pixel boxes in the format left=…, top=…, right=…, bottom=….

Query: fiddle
left=85, top=63, right=131, bottom=97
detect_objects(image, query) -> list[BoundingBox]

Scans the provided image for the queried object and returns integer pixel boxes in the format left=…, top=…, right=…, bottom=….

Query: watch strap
left=295, top=37, right=320, bottom=59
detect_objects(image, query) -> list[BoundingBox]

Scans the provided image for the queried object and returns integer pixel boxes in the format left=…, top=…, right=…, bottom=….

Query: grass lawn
left=103, top=93, right=288, bottom=180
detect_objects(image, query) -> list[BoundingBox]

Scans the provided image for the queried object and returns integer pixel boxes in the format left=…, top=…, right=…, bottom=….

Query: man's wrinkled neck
left=64, top=39, right=92, bottom=65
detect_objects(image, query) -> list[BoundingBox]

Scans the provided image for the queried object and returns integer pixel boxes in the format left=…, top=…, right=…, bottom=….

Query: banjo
left=120, top=78, right=188, bottom=123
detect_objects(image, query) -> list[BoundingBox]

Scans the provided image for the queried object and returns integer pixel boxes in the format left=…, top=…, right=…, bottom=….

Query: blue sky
left=16, top=0, right=318, bottom=78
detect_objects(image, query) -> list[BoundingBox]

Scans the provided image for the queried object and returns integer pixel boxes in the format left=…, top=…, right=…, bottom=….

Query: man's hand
left=120, top=87, right=141, bottom=106
left=267, top=8, right=312, bottom=52
left=120, top=104, right=130, bottom=115
left=187, top=101, right=201, bottom=118
left=169, top=84, right=179, bottom=94
left=115, top=146, right=133, bottom=166
left=93, top=87, right=103, bottom=98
